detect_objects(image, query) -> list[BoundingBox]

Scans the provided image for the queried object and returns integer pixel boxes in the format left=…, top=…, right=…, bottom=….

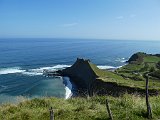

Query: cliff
left=60, top=57, right=160, bottom=96
left=60, top=58, right=109, bottom=96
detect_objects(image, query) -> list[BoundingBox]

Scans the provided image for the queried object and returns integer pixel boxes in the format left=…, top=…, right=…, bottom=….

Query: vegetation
left=1, top=52, right=160, bottom=120
left=156, top=61, right=160, bottom=69
left=87, top=53, right=160, bottom=91
left=61, top=54, right=160, bottom=97
left=115, top=52, right=160, bottom=89
left=0, top=94, right=160, bottom=120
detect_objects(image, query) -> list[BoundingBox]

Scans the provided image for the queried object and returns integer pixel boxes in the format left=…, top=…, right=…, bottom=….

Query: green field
left=114, top=52, right=160, bottom=90
left=87, top=53, right=160, bottom=91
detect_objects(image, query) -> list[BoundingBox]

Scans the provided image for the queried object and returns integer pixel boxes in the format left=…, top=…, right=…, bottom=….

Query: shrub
left=156, top=61, right=160, bottom=69
left=150, top=70, right=160, bottom=79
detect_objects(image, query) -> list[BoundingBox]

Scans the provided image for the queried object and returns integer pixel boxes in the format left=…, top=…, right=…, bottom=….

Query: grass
left=0, top=94, right=160, bottom=120
left=143, top=56, right=160, bottom=63
left=90, top=63, right=160, bottom=90
left=113, top=53, right=160, bottom=91
left=65, top=56, right=160, bottom=92
left=92, top=68, right=160, bottom=91
left=86, top=59, right=160, bottom=91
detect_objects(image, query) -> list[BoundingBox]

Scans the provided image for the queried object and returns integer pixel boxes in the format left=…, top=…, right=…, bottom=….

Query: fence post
left=145, top=74, right=152, bottom=119
left=49, top=107, right=54, bottom=120
left=106, top=99, right=113, bottom=120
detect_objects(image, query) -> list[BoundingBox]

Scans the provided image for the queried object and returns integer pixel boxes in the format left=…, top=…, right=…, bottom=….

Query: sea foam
left=22, top=65, right=71, bottom=76
left=97, top=65, right=123, bottom=69
left=0, top=65, right=71, bottom=76
left=62, top=77, right=73, bottom=99
left=0, top=67, right=25, bottom=75
left=97, top=65, right=117, bottom=69
left=0, top=64, right=123, bottom=76
left=115, top=57, right=127, bottom=63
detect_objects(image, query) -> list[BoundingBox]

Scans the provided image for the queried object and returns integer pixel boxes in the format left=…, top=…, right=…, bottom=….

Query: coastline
left=62, top=77, right=73, bottom=99
left=62, top=76, right=79, bottom=99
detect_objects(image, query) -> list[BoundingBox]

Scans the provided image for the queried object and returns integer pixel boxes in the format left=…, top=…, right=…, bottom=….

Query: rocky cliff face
left=61, top=58, right=98, bottom=90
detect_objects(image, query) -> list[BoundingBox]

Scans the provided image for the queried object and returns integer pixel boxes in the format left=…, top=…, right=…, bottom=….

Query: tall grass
left=0, top=94, right=160, bottom=120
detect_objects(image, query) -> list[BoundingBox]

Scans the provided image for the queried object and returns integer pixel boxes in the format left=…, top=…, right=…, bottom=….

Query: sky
left=0, top=0, right=160, bottom=40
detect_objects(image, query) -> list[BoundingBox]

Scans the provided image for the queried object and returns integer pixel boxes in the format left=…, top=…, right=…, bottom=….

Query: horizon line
left=0, top=37, right=160, bottom=41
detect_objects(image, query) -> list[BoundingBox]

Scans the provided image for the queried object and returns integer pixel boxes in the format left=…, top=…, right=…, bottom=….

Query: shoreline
left=62, top=76, right=73, bottom=99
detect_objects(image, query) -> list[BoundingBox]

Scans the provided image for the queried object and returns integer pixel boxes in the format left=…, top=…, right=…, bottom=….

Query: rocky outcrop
left=127, top=52, right=160, bottom=64
left=58, top=57, right=159, bottom=96
left=60, top=58, right=101, bottom=96
left=127, top=52, right=146, bottom=64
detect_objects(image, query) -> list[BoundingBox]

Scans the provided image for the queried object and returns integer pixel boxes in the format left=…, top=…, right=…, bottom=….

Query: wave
left=22, top=65, right=71, bottom=76
left=97, top=65, right=123, bottom=70
left=24, top=64, right=120, bottom=76
left=97, top=65, right=117, bottom=69
left=22, top=71, right=43, bottom=76
left=0, top=64, right=123, bottom=76
left=62, top=77, right=73, bottom=99
left=115, top=57, right=127, bottom=63
left=31, top=65, right=71, bottom=72
left=0, top=65, right=71, bottom=76
left=0, top=67, right=25, bottom=75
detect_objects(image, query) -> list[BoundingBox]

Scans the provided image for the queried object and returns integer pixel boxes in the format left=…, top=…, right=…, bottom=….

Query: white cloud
left=62, top=22, right=78, bottom=27
left=116, top=14, right=136, bottom=20
left=116, top=16, right=124, bottom=20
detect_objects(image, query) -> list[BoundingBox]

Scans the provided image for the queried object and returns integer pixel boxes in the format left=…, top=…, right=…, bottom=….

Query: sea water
left=0, top=38, right=160, bottom=104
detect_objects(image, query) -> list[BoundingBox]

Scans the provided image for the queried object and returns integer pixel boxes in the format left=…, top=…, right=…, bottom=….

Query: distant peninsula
left=53, top=52, right=160, bottom=97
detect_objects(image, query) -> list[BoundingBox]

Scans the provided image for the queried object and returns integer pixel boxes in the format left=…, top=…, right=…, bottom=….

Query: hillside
left=116, top=52, right=160, bottom=82
left=0, top=94, right=160, bottom=120
left=1, top=53, right=160, bottom=120
left=59, top=57, right=160, bottom=96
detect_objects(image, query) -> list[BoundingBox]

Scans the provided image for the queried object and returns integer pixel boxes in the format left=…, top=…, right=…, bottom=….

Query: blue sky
left=0, top=0, right=160, bottom=40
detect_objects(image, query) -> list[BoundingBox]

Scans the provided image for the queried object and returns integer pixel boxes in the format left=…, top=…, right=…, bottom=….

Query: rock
left=61, top=58, right=98, bottom=89
left=127, top=52, right=146, bottom=64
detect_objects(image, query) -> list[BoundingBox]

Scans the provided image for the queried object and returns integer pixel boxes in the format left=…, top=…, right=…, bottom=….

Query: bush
left=151, top=70, right=160, bottom=79
left=156, top=61, right=160, bottom=69
left=150, top=67, right=156, bottom=72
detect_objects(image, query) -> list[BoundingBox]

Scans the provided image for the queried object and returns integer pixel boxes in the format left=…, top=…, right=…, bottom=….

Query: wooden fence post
left=106, top=99, right=113, bottom=120
left=49, top=107, right=54, bottom=120
left=145, top=74, right=152, bottom=119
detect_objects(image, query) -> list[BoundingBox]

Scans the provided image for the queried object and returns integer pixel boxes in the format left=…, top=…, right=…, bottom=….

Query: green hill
left=117, top=52, right=160, bottom=82
left=60, top=57, right=160, bottom=96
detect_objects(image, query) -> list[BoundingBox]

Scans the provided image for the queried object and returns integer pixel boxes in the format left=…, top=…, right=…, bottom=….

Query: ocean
left=0, top=38, right=160, bottom=104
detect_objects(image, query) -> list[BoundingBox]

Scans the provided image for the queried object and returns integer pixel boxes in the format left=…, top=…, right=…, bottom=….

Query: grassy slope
left=144, top=56, right=160, bottom=63
left=117, top=54, right=160, bottom=76
left=89, top=61, right=160, bottom=90
left=0, top=94, right=160, bottom=120
left=115, top=54, right=160, bottom=90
